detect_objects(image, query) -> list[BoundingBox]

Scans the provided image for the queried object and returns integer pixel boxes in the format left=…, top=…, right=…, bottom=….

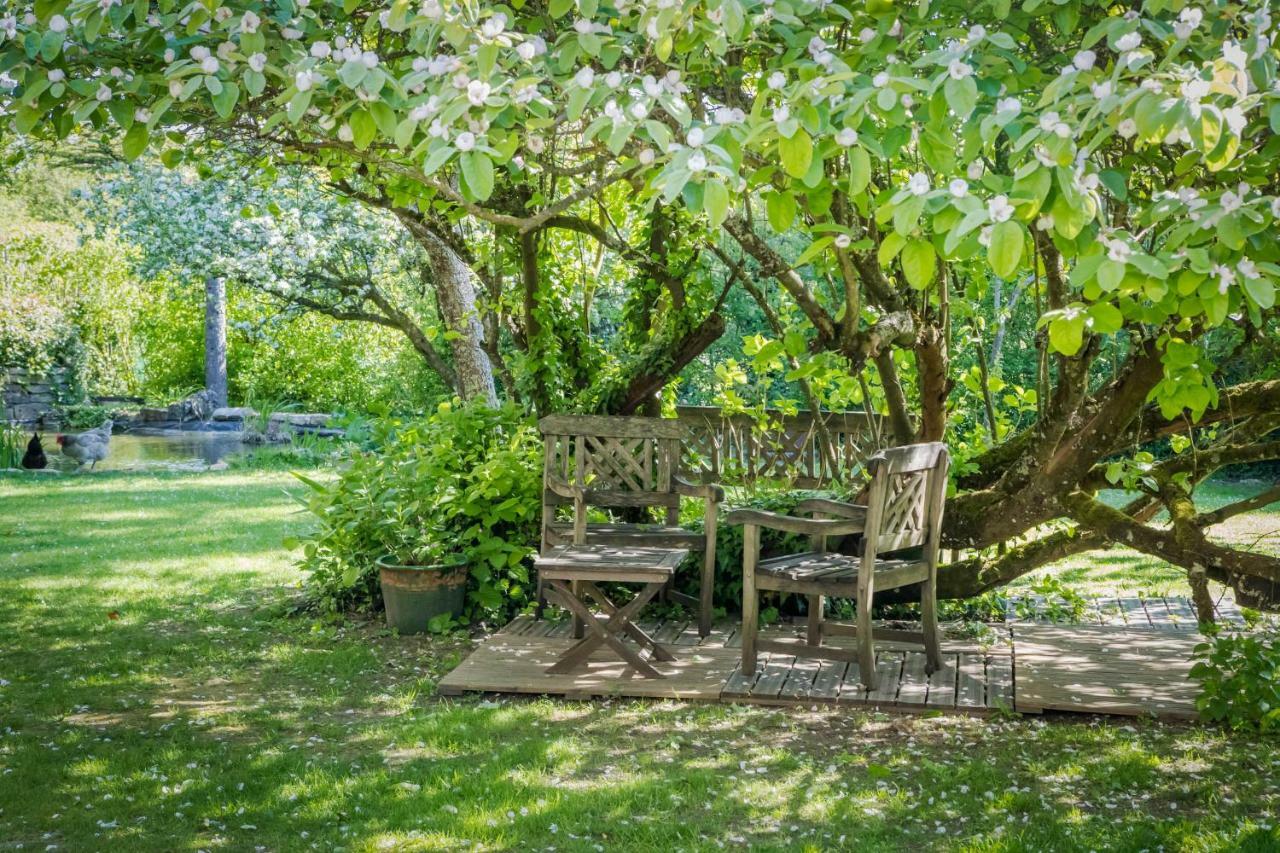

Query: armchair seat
left=545, top=522, right=707, bottom=552
left=758, top=552, right=929, bottom=591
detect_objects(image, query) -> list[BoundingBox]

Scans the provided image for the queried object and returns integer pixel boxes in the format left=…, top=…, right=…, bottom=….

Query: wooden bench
left=538, top=408, right=889, bottom=637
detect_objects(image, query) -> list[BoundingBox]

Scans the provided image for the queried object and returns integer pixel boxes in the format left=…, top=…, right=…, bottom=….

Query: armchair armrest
left=723, top=508, right=865, bottom=536
left=674, top=475, right=725, bottom=502
left=794, top=498, right=867, bottom=521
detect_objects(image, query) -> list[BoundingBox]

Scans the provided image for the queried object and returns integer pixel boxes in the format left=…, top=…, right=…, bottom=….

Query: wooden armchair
left=727, top=442, right=950, bottom=690
left=538, top=415, right=724, bottom=637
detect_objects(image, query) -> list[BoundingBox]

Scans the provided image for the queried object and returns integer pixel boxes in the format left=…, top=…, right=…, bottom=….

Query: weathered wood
left=444, top=616, right=1208, bottom=720
left=956, top=653, right=986, bottom=709
left=540, top=414, right=686, bottom=439
left=734, top=442, right=948, bottom=692
left=1012, top=624, right=1200, bottom=719
left=925, top=654, right=958, bottom=709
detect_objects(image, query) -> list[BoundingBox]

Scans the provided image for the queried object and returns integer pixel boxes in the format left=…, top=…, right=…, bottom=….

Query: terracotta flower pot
left=376, top=555, right=467, bottom=634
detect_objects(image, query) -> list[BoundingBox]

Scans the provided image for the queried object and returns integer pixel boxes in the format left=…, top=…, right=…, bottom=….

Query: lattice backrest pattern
left=863, top=443, right=949, bottom=556
left=539, top=415, right=682, bottom=500
left=674, top=407, right=888, bottom=488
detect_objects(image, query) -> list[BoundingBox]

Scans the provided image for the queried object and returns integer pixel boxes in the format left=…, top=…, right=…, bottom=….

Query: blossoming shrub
left=1192, top=625, right=1280, bottom=730
left=295, top=401, right=542, bottom=623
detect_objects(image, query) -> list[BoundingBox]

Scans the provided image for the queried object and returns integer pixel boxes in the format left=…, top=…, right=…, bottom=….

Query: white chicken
left=57, top=420, right=113, bottom=469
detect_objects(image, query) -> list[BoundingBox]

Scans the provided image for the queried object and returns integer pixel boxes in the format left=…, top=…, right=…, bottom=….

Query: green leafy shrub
left=295, top=401, right=542, bottom=623
left=1191, top=626, right=1280, bottom=730
left=57, top=403, right=115, bottom=430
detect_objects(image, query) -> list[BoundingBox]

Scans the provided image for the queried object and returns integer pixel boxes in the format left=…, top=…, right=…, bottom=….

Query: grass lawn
left=2, top=471, right=1279, bottom=852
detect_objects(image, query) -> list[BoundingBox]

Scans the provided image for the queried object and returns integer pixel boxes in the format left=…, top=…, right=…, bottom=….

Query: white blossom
left=968, top=24, right=986, bottom=41
left=907, top=172, right=930, bottom=196
left=688, top=150, right=708, bottom=172
left=996, top=97, right=1020, bottom=117
left=1035, top=213, right=1054, bottom=231
left=1105, top=237, right=1132, bottom=263
left=338, top=123, right=354, bottom=142
left=455, top=131, right=476, bottom=151
left=987, top=194, right=1014, bottom=222
left=767, top=71, right=786, bottom=90
left=1072, top=50, right=1096, bottom=71
left=836, top=127, right=859, bottom=146
left=1116, top=31, right=1141, bottom=52
left=948, top=178, right=968, bottom=198
left=967, top=160, right=984, bottom=180
left=361, top=51, right=379, bottom=69
left=573, top=66, right=595, bottom=89
left=47, top=68, right=65, bottom=82
left=239, top=10, right=260, bottom=33
left=1117, top=118, right=1138, bottom=138
left=295, top=69, right=318, bottom=91
left=835, top=233, right=852, bottom=249
left=248, top=53, right=266, bottom=72
left=480, top=13, right=506, bottom=39
left=311, top=41, right=332, bottom=59
left=48, top=14, right=68, bottom=32
left=686, top=126, right=705, bottom=147
left=1223, top=41, right=1247, bottom=69
left=466, top=79, right=491, bottom=106
left=947, top=59, right=973, bottom=80
left=638, top=148, right=656, bottom=165
left=200, top=55, right=219, bottom=74
left=96, top=83, right=112, bottom=101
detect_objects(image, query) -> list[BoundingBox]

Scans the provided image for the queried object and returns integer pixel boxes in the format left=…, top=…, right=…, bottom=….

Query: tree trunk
left=204, top=276, right=227, bottom=408
left=422, top=233, right=498, bottom=406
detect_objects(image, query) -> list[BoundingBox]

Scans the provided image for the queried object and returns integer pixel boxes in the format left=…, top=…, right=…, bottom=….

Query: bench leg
left=922, top=573, right=941, bottom=674
left=741, top=524, right=759, bottom=678
left=806, top=594, right=823, bottom=646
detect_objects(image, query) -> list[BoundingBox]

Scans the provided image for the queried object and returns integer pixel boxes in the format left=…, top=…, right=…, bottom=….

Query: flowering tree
left=3, top=0, right=1279, bottom=610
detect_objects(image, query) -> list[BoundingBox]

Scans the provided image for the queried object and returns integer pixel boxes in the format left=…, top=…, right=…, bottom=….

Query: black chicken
left=21, top=432, right=48, bottom=470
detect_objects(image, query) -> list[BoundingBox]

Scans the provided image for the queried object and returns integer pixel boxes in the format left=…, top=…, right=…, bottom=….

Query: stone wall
left=2, top=365, right=69, bottom=425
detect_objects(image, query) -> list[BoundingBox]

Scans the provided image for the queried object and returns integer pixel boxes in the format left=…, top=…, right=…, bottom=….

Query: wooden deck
left=439, top=594, right=1238, bottom=719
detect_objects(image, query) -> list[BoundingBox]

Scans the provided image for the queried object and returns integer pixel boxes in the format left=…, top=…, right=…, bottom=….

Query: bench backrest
left=674, top=406, right=888, bottom=489
left=539, top=414, right=685, bottom=514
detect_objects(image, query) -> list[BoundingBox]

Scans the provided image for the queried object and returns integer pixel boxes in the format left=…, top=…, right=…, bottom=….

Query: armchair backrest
left=860, top=442, right=950, bottom=559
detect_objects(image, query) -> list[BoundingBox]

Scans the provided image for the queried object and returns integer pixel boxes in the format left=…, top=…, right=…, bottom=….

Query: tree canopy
left=3, top=0, right=1279, bottom=611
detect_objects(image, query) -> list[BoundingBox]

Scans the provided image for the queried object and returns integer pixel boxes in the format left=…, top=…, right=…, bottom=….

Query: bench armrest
left=674, top=475, right=725, bottom=502
left=723, top=508, right=865, bottom=536
left=545, top=479, right=585, bottom=500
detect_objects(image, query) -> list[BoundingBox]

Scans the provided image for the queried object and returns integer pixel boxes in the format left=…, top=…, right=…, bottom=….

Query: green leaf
left=987, top=220, right=1023, bottom=278
left=211, top=81, right=239, bottom=119
left=847, top=146, right=871, bottom=196
left=1048, top=312, right=1086, bottom=356
left=943, top=75, right=977, bottom=120
left=286, top=90, right=312, bottom=124
left=1096, top=259, right=1125, bottom=292
left=900, top=239, right=937, bottom=289
left=460, top=150, right=495, bottom=201
left=702, top=179, right=730, bottom=228
left=548, top=0, right=573, bottom=16
left=765, top=192, right=796, bottom=232
left=350, top=109, right=376, bottom=150
left=1087, top=301, right=1123, bottom=334
left=777, top=129, right=813, bottom=179
left=121, top=124, right=149, bottom=160
left=369, top=102, right=398, bottom=140
left=877, top=231, right=906, bottom=266
left=1243, top=276, right=1276, bottom=310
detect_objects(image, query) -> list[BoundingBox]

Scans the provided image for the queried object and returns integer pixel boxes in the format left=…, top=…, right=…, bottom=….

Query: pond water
left=36, top=430, right=248, bottom=471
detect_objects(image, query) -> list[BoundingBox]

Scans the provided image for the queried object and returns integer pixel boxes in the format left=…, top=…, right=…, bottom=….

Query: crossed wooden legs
left=543, top=579, right=674, bottom=678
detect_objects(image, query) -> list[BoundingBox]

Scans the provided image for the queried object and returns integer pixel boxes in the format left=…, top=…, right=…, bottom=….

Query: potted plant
left=377, top=541, right=468, bottom=635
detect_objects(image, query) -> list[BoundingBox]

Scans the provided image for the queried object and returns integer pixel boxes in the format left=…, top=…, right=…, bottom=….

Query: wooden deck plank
left=779, top=655, right=822, bottom=700
left=751, top=651, right=797, bottom=699
left=1165, top=596, right=1197, bottom=629
left=654, top=619, right=689, bottom=643
left=501, top=615, right=536, bottom=635
left=988, top=654, right=1014, bottom=711
left=866, top=651, right=904, bottom=705
left=1011, top=624, right=1199, bottom=719
left=809, top=660, right=848, bottom=701
left=956, top=653, right=986, bottom=709
left=1140, top=595, right=1176, bottom=631
left=924, top=654, right=958, bottom=709
left=722, top=652, right=765, bottom=698
left=836, top=661, right=869, bottom=705
left=896, top=652, right=930, bottom=707
left=1118, top=596, right=1149, bottom=627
